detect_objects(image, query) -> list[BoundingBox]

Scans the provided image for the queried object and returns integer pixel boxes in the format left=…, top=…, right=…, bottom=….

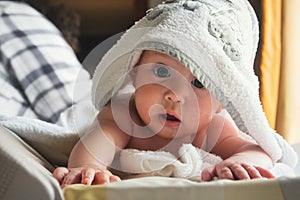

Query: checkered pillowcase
left=0, top=2, right=91, bottom=123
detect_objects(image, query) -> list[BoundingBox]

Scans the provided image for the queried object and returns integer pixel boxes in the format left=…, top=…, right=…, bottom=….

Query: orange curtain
left=260, top=0, right=300, bottom=144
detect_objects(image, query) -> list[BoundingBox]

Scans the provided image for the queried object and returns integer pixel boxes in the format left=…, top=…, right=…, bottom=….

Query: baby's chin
left=156, top=131, right=177, bottom=140
left=156, top=128, right=194, bottom=141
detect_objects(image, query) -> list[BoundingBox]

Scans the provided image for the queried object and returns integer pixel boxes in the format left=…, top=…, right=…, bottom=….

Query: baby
left=53, top=0, right=297, bottom=187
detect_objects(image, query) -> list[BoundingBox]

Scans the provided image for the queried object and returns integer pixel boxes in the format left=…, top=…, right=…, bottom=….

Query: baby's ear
left=129, top=67, right=138, bottom=88
left=128, top=56, right=143, bottom=88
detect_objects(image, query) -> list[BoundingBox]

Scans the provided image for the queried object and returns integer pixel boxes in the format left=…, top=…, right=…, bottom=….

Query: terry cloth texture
left=91, top=0, right=297, bottom=167
left=119, top=143, right=295, bottom=180
left=0, top=1, right=91, bottom=123
left=119, top=143, right=222, bottom=180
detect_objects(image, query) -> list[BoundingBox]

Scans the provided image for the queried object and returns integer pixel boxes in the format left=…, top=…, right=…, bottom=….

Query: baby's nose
left=164, top=89, right=185, bottom=104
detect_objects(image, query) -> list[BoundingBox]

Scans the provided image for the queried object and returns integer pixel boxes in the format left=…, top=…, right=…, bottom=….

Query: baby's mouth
left=161, top=113, right=181, bottom=122
left=159, top=113, right=181, bottom=128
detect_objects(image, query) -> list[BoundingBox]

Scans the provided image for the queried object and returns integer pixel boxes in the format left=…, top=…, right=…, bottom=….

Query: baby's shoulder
left=207, top=109, right=239, bottom=138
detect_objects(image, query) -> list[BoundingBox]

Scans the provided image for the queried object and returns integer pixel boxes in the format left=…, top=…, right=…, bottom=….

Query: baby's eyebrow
left=155, top=62, right=168, bottom=66
left=151, top=63, right=172, bottom=69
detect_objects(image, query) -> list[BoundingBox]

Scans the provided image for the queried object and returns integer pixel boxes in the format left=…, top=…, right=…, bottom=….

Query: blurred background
left=14, top=0, right=300, bottom=144
left=24, top=0, right=263, bottom=66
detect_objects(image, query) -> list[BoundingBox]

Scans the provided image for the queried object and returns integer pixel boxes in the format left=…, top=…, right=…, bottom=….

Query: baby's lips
left=165, top=110, right=181, bottom=121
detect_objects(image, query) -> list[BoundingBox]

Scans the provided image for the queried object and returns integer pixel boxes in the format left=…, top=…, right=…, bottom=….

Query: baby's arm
left=53, top=106, right=131, bottom=187
left=200, top=114, right=275, bottom=181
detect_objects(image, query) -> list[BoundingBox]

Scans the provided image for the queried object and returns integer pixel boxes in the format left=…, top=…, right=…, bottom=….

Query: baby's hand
left=201, top=161, right=275, bottom=181
left=53, top=166, right=121, bottom=188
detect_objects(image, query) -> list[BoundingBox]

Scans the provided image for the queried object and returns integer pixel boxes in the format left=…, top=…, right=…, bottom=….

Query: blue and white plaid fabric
left=0, top=1, right=91, bottom=123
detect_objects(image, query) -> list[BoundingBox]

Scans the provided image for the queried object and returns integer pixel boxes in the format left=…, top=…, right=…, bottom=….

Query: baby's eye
left=153, top=65, right=171, bottom=78
left=191, top=79, right=204, bottom=89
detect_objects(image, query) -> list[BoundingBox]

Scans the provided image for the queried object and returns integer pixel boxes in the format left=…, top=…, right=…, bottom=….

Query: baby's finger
left=255, top=166, right=275, bottom=179
left=217, top=166, right=235, bottom=180
left=201, top=166, right=216, bottom=181
left=229, top=164, right=250, bottom=180
left=61, top=171, right=81, bottom=188
left=81, top=168, right=96, bottom=185
left=53, top=167, right=69, bottom=184
left=241, top=163, right=262, bottom=179
left=109, top=174, right=121, bottom=182
left=93, top=171, right=111, bottom=184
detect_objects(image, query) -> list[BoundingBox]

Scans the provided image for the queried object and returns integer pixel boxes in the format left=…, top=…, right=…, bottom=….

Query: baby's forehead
left=138, top=50, right=175, bottom=63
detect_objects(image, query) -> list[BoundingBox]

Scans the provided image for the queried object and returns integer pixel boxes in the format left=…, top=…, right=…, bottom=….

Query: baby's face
left=133, top=50, right=221, bottom=140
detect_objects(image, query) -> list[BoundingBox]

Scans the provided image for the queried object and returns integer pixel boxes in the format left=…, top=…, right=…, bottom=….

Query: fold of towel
left=120, top=144, right=222, bottom=180
left=119, top=144, right=295, bottom=181
left=91, top=0, right=298, bottom=167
